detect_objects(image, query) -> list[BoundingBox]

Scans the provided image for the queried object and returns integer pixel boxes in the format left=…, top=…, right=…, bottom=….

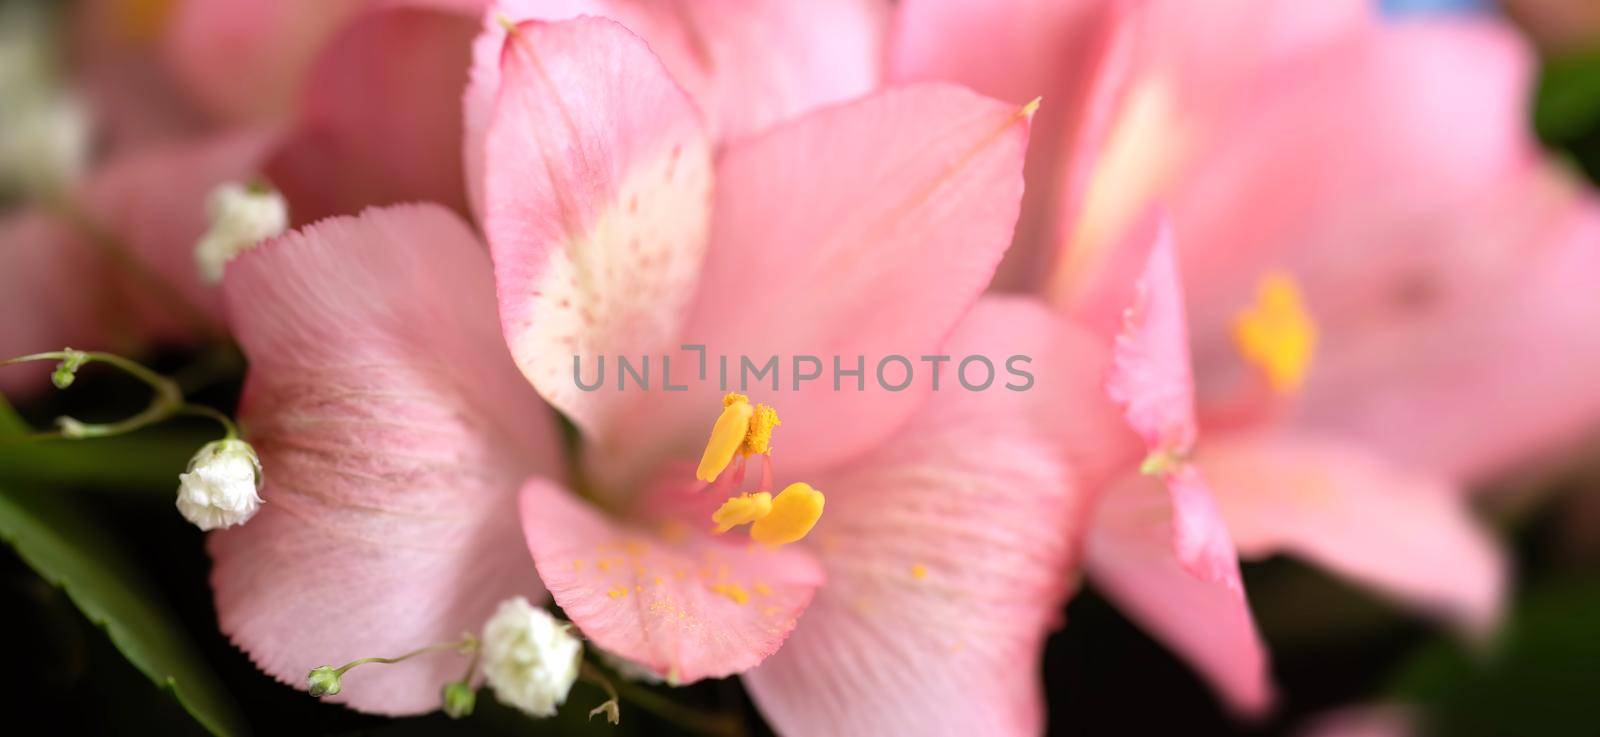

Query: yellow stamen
left=711, top=492, right=773, bottom=533
left=911, top=564, right=928, bottom=580
left=1232, top=272, right=1316, bottom=394
left=742, top=404, right=781, bottom=456
left=696, top=394, right=754, bottom=482
left=750, top=483, right=825, bottom=546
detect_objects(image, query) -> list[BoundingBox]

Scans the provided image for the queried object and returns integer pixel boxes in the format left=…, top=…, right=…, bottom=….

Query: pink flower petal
left=212, top=204, right=560, bottom=714
left=889, top=0, right=1127, bottom=292
left=1047, top=0, right=1370, bottom=306
left=266, top=4, right=479, bottom=224
left=1197, top=434, right=1507, bottom=635
left=518, top=478, right=824, bottom=684
left=1087, top=471, right=1273, bottom=716
left=164, top=0, right=366, bottom=123
left=1094, top=220, right=1241, bottom=588
left=482, top=16, right=714, bottom=443
left=79, top=129, right=279, bottom=342
left=744, top=298, right=1123, bottom=736
left=1175, top=19, right=1536, bottom=345
left=1103, top=214, right=1198, bottom=454
left=1292, top=167, right=1600, bottom=483
left=463, top=0, right=886, bottom=219
left=675, top=84, right=1035, bottom=473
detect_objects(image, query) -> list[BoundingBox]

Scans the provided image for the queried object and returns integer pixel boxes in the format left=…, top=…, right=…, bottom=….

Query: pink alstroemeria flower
left=4, top=0, right=887, bottom=384
left=211, top=16, right=1113, bottom=734
left=4, top=2, right=483, bottom=387
left=893, top=0, right=1600, bottom=713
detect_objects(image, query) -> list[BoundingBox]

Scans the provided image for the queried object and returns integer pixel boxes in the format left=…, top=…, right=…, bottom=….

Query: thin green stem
left=583, top=660, right=745, bottom=737
left=2, top=350, right=238, bottom=443
left=176, top=404, right=238, bottom=440
left=333, top=635, right=478, bottom=677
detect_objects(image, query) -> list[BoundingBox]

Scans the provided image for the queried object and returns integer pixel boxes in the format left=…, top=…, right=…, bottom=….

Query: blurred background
left=3, top=0, right=1600, bottom=735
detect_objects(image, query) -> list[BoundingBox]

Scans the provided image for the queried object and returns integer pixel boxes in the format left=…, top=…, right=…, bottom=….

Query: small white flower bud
left=480, top=597, right=582, bottom=718
left=194, top=182, right=288, bottom=283
left=176, top=439, right=263, bottom=530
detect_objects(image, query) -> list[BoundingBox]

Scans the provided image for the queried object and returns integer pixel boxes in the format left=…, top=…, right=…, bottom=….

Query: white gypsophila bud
left=0, top=93, right=90, bottom=199
left=176, top=439, right=263, bottom=530
left=194, top=182, right=288, bottom=283
left=480, top=597, right=583, bottom=718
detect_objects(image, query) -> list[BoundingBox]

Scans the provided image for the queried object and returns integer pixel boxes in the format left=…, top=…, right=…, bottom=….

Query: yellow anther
left=1232, top=272, right=1317, bottom=394
left=742, top=404, right=781, bottom=456
left=711, top=492, right=773, bottom=533
left=697, top=394, right=754, bottom=482
left=750, top=483, right=825, bottom=546
left=911, top=564, right=928, bottom=580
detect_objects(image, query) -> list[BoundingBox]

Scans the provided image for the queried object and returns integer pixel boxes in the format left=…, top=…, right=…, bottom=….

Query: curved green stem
left=332, top=635, right=478, bottom=677
left=582, top=659, right=745, bottom=737
left=2, top=350, right=233, bottom=442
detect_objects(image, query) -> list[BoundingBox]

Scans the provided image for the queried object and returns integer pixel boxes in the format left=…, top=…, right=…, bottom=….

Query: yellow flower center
left=711, top=492, right=772, bottom=533
left=1232, top=272, right=1317, bottom=394
left=695, top=395, right=821, bottom=545
left=695, top=393, right=780, bottom=482
left=749, top=483, right=826, bottom=546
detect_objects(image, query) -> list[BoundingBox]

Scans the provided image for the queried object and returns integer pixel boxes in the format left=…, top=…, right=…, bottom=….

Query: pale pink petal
left=672, top=84, right=1034, bottom=474
left=745, top=298, right=1125, bottom=737
left=1176, top=19, right=1537, bottom=347
left=889, top=0, right=1127, bottom=291
left=1047, top=0, right=1370, bottom=305
left=1102, top=215, right=1196, bottom=452
left=1197, top=434, right=1507, bottom=635
left=464, top=0, right=887, bottom=220
left=482, top=17, right=713, bottom=444
left=1087, top=471, right=1272, bottom=715
left=518, top=478, right=823, bottom=684
left=1163, top=464, right=1245, bottom=593
left=164, top=0, right=366, bottom=123
left=1093, top=220, right=1241, bottom=588
left=266, top=4, right=478, bottom=224
left=212, top=204, right=560, bottom=715
left=1293, top=167, right=1600, bottom=483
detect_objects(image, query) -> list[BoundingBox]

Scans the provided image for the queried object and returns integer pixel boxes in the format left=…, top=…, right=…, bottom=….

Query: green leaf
left=0, top=392, right=247, bottom=735
left=0, top=428, right=216, bottom=491
left=1390, top=581, right=1600, bottom=737
left=1535, top=49, right=1600, bottom=144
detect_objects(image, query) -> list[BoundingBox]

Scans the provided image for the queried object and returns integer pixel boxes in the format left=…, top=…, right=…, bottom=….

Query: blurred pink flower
left=891, top=0, right=1600, bottom=712
left=210, top=16, right=1103, bottom=734
left=0, top=130, right=276, bottom=394
left=3, top=2, right=486, bottom=388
